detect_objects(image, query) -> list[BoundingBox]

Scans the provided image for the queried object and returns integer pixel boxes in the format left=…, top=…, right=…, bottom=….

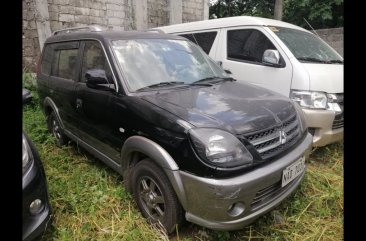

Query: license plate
left=282, top=156, right=306, bottom=187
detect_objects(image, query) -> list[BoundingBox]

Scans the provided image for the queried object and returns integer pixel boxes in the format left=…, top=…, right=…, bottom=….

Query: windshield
left=111, top=39, right=227, bottom=91
left=271, top=27, right=343, bottom=63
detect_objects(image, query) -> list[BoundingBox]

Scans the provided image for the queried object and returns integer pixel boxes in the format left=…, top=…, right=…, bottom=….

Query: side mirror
left=23, top=88, right=32, bottom=104
left=85, top=69, right=112, bottom=90
left=262, top=49, right=280, bottom=66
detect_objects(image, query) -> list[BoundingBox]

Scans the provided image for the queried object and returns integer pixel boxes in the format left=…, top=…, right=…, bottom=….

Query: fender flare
left=43, top=97, right=65, bottom=129
left=120, top=136, right=188, bottom=209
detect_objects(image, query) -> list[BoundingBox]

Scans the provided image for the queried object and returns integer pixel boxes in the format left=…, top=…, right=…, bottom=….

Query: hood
left=302, top=63, right=343, bottom=93
left=142, top=82, right=297, bottom=134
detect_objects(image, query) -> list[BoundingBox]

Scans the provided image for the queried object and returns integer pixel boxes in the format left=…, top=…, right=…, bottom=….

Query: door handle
left=76, top=98, right=82, bottom=110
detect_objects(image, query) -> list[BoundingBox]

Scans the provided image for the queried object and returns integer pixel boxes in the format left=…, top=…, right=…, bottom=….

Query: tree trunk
left=274, top=0, right=283, bottom=20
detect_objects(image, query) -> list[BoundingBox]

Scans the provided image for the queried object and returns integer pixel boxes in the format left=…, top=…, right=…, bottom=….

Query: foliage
left=209, top=0, right=343, bottom=29
left=283, top=0, right=343, bottom=29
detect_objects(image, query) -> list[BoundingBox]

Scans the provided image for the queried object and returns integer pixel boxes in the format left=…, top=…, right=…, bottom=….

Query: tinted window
left=51, top=49, right=78, bottom=80
left=180, top=32, right=217, bottom=54
left=192, top=32, right=217, bottom=54
left=41, top=44, right=53, bottom=75
left=227, top=29, right=276, bottom=63
left=81, top=41, right=112, bottom=83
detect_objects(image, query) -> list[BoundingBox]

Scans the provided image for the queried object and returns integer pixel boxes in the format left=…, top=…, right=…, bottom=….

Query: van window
left=180, top=31, right=217, bottom=54
left=81, top=41, right=113, bottom=83
left=227, top=29, right=276, bottom=64
left=41, top=45, right=53, bottom=75
left=51, top=48, right=78, bottom=80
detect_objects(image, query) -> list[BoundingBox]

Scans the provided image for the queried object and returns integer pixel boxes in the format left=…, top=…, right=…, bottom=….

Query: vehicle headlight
left=189, top=128, right=253, bottom=168
left=327, top=94, right=342, bottom=114
left=22, top=134, right=33, bottom=175
left=290, top=90, right=327, bottom=109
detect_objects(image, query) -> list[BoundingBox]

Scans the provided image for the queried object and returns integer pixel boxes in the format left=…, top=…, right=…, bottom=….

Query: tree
left=274, top=0, right=283, bottom=20
left=209, top=0, right=343, bottom=29
left=283, top=0, right=343, bottom=29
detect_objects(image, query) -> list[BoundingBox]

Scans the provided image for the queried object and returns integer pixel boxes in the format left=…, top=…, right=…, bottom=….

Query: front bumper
left=302, top=109, right=343, bottom=147
left=23, top=152, right=52, bottom=241
left=172, top=133, right=312, bottom=231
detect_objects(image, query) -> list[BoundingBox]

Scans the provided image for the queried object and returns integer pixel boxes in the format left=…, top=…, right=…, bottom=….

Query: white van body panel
left=302, top=63, right=343, bottom=93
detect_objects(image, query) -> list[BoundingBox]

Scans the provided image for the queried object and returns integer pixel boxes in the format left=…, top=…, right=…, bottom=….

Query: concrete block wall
left=183, top=0, right=204, bottom=23
left=22, top=0, right=209, bottom=70
left=316, top=27, right=343, bottom=57
left=23, top=0, right=42, bottom=71
left=147, top=0, right=168, bottom=28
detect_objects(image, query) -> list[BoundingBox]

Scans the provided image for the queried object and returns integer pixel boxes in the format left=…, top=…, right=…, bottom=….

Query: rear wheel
left=132, top=159, right=183, bottom=234
left=48, top=112, right=67, bottom=146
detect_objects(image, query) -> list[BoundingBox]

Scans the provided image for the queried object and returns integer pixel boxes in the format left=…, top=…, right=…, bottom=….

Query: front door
left=75, top=40, right=123, bottom=162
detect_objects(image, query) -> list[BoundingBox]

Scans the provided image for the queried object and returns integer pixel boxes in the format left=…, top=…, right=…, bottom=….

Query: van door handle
left=76, top=98, right=82, bottom=110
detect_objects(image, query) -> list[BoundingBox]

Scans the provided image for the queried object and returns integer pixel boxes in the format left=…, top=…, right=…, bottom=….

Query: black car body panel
left=23, top=133, right=52, bottom=241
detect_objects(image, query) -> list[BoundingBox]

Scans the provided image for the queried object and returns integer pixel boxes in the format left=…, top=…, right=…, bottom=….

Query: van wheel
left=132, top=159, right=183, bottom=234
left=48, top=112, right=67, bottom=146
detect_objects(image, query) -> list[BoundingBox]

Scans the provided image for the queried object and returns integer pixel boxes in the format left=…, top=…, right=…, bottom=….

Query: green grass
left=23, top=85, right=343, bottom=241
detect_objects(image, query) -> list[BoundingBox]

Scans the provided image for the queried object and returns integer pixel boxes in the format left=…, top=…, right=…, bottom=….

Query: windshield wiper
left=298, top=57, right=344, bottom=64
left=136, top=81, right=185, bottom=91
left=328, top=59, right=343, bottom=64
left=191, top=76, right=235, bottom=85
left=297, top=57, right=327, bottom=63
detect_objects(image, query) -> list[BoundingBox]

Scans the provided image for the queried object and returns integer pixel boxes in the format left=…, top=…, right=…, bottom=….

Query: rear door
left=216, top=27, right=293, bottom=96
left=48, top=41, right=81, bottom=132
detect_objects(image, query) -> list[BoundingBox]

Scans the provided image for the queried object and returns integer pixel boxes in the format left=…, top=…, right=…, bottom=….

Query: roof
left=154, top=16, right=310, bottom=33
left=45, top=30, right=185, bottom=44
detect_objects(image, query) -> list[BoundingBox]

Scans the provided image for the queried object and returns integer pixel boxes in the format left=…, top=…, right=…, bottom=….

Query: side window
left=41, top=44, right=53, bottom=75
left=51, top=48, right=78, bottom=80
left=81, top=41, right=113, bottom=84
left=192, top=32, right=217, bottom=54
left=227, top=29, right=276, bottom=64
left=179, top=32, right=217, bottom=54
left=180, top=34, right=195, bottom=43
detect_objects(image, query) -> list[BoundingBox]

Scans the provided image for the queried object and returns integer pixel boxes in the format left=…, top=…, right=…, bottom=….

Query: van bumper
left=302, top=109, right=343, bottom=147
left=171, top=133, right=312, bottom=231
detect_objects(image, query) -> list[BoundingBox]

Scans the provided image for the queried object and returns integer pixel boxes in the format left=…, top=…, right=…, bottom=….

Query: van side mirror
left=262, top=49, right=281, bottom=66
left=85, top=69, right=114, bottom=90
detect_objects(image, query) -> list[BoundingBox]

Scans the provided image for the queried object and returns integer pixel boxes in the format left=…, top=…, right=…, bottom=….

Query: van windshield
left=270, top=27, right=343, bottom=64
left=111, top=39, right=227, bottom=92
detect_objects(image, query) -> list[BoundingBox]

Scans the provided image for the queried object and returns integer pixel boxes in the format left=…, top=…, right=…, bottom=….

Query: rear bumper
left=171, top=133, right=312, bottom=230
left=303, top=109, right=343, bottom=147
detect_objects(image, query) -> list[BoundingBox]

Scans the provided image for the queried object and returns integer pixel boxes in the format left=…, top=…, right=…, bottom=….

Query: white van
left=155, top=16, right=343, bottom=147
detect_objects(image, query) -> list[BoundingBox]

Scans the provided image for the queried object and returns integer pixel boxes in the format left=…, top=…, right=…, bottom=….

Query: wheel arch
left=43, top=97, right=65, bottom=129
left=120, top=136, right=188, bottom=210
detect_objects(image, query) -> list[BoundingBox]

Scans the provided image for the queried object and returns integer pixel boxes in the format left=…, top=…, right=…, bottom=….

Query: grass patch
left=23, top=84, right=343, bottom=241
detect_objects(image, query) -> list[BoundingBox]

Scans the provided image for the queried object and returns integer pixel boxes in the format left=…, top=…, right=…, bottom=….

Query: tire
left=48, top=112, right=68, bottom=146
left=132, top=159, right=183, bottom=234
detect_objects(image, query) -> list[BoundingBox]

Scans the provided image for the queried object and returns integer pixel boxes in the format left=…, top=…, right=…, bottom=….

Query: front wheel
left=48, top=112, right=68, bottom=146
left=132, top=159, right=183, bottom=234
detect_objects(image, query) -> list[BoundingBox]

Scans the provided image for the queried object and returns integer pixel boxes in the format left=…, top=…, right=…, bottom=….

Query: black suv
left=37, top=26, right=312, bottom=233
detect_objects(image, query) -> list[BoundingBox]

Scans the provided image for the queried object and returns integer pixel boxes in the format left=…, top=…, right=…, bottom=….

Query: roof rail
left=144, top=29, right=165, bottom=34
left=52, top=25, right=105, bottom=36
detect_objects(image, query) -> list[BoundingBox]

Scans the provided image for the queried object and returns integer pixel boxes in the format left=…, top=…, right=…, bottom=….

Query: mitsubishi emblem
left=279, top=130, right=287, bottom=144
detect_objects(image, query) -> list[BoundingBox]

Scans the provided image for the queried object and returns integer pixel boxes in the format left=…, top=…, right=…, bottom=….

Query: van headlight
left=290, top=90, right=327, bottom=109
left=189, top=128, right=253, bottom=168
left=22, top=134, right=33, bottom=175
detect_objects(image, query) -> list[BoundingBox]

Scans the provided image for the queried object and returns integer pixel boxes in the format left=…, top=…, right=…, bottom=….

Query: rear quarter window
left=41, top=45, right=53, bottom=75
left=179, top=31, right=217, bottom=54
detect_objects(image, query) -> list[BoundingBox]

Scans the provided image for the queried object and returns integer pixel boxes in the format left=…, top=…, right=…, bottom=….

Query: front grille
left=243, top=114, right=301, bottom=160
left=331, top=93, right=343, bottom=129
